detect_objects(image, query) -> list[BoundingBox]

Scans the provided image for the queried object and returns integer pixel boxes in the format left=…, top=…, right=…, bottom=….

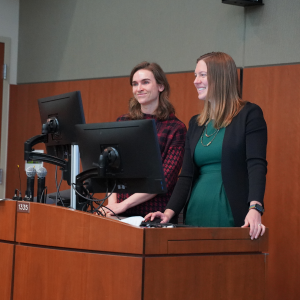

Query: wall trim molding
left=0, top=36, right=11, bottom=198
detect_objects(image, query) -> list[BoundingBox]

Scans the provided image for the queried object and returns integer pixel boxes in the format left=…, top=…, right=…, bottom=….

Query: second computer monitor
left=76, top=119, right=167, bottom=194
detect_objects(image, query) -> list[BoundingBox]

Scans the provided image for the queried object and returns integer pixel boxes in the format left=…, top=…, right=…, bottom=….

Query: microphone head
left=37, top=167, right=47, bottom=179
left=25, top=167, right=36, bottom=178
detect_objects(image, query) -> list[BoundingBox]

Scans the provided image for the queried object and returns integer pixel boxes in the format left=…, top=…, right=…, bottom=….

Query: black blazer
left=166, top=102, right=268, bottom=227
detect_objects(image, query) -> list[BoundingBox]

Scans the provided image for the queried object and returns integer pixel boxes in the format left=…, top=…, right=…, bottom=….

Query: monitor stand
left=70, top=145, right=80, bottom=209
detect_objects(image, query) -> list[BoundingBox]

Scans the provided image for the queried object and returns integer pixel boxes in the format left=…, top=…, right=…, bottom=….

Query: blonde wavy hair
left=196, top=52, right=246, bottom=128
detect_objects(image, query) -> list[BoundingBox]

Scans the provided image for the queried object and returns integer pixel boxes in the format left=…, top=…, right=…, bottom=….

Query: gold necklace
left=201, top=124, right=220, bottom=147
left=205, top=124, right=218, bottom=137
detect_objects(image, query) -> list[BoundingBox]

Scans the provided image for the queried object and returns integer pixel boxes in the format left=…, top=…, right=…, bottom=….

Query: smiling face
left=132, top=69, right=164, bottom=114
left=194, top=60, right=208, bottom=101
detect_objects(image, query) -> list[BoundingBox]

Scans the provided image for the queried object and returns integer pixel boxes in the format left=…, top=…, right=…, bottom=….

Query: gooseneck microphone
left=25, top=167, right=36, bottom=201
left=37, top=167, right=47, bottom=203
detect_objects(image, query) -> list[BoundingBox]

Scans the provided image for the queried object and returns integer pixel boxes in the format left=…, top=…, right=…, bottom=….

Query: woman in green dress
left=145, top=52, right=267, bottom=240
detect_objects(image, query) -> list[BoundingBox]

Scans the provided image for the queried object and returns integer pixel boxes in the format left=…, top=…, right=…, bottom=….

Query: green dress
left=185, top=121, right=235, bottom=227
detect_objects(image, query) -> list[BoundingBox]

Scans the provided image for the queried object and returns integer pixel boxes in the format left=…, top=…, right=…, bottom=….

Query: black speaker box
left=222, top=0, right=264, bottom=7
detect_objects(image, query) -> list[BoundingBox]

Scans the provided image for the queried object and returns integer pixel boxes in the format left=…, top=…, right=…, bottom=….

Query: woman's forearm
left=122, top=193, right=157, bottom=211
left=107, top=193, right=117, bottom=204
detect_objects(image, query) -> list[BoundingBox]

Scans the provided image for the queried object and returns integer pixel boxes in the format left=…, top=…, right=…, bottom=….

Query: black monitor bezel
left=38, top=91, right=85, bottom=148
left=75, top=119, right=167, bottom=194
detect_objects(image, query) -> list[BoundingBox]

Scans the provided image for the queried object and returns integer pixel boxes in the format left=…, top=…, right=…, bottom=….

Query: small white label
left=17, top=201, right=30, bottom=213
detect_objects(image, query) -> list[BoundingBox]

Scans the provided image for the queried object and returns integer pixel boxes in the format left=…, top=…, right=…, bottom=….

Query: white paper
left=120, top=216, right=144, bottom=227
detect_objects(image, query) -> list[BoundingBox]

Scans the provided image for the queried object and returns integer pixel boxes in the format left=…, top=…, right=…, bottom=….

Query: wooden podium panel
left=0, top=200, right=16, bottom=241
left=13, top=245, right=143, bottom=300
left=15, top=202, right=144, bottom=254
left=0, top=201, right=268, bottom=300
left=0, top=242, right=14, bottom=300
left=143, top=254, right=267, bottom=300
left=144, top=227, right=268, bottom=254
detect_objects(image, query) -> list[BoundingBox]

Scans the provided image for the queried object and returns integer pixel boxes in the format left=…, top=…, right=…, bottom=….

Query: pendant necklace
left=201, top=122, right=220, bottom=147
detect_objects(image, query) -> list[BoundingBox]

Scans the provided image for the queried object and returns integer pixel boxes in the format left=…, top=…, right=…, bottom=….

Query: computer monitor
left=75, top=119, right=167, bottom=195
left=24, top=91, right=85, bottom=186
left=38, top=91, right=85, bottom=188
left=38, top=91, right=85, bottom=150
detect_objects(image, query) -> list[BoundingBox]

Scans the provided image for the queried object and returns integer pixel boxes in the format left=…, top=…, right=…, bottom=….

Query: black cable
left=53, top=145, right=66, bottom=206
left=71, top=181, right=116, bottom=203
left=17, top=165, right=22, bottom=198
left=55, top=166, right=64, bottom=206
left=72, top=181, right=120, bottom=220
left=92, top=185, right=109, bottom=215
left=40, top=187, right=48, bottom=203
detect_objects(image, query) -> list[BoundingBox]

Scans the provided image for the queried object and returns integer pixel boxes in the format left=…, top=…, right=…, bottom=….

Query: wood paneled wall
left=243, top=64, right=300, bottom=300
left=6, top=65, right=300, bottom=299
left=7, top=72, right=200, bottom=198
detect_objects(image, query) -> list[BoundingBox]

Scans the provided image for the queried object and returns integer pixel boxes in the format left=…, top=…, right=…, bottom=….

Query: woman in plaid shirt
left=105, top=61, right=187, bottom=218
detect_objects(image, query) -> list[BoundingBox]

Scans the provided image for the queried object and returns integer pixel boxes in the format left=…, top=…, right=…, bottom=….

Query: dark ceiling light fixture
left=222, top=0, right=264, bottom=7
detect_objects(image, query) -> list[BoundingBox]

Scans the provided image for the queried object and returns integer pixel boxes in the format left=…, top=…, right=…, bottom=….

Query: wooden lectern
left=0, top=200, right=268, bottom=300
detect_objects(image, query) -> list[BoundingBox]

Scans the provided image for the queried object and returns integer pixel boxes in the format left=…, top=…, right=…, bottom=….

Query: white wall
left=17, top=0, right=244, bottom=83
left=0, top=0, right=19, bottom=84
left=17, top=0, right=300, bottom=84
left=245, top=0, right=300, bottom=66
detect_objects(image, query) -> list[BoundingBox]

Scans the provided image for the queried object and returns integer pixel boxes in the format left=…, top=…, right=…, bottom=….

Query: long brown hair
left=196, top=52, right=246, bottom=128
left=127, top=61, right=175, bottom=120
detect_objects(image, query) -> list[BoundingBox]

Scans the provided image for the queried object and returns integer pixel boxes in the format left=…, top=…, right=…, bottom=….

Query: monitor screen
left=75, top=119, right=167, bottom=194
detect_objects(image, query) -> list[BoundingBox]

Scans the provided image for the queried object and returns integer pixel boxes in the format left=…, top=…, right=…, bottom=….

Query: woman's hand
left=241, top=208, right=266, bottom=240
left=144, top=209, right=175, bottom=224
left=93, top=193, right=120, bottom=217
left=105, top=201, right=128, bottom=216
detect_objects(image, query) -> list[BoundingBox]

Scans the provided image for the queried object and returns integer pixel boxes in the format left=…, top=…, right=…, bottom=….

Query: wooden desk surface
left=13, top=201, right=268, bottom=255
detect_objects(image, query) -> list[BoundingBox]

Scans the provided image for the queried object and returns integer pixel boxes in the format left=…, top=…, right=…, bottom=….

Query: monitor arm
left=24, top=116, right=68, bottom=169
left=75, top=167, right=98, bottom=206
left=75, top=147, right=120, bottom=186
left=97, top=147, right=120, bottom=177
left=24, top=134, right=68, bottom=169
left=75, top=148, right=120, bottom=203
left=76, top=167, right=98, bottom=184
